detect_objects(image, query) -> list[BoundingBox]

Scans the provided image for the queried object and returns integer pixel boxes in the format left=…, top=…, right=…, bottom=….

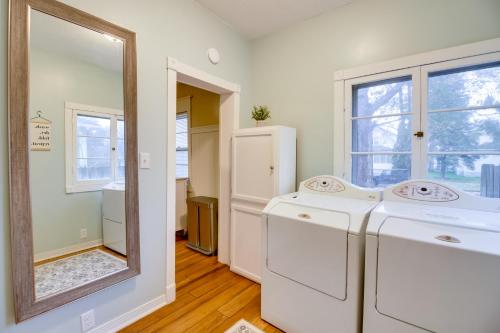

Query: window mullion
left=414, top=65, right=426, bottom=180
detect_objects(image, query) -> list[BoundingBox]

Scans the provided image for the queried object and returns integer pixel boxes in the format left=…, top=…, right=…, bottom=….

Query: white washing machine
left=102, top=182, right=126, bottom=255
left=261, top=175, right=381, bottom=333
left=363, top=180, right=500, bottom=333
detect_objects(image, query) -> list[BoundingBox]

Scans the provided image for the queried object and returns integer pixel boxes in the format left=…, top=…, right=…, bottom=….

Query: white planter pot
left=256, top=120, right=268, bottom=127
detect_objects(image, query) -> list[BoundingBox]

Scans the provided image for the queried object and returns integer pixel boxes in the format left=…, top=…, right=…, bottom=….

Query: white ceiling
left=197, top=0, right=352, bottom=39
left=30, top=9, right=123, bottom=73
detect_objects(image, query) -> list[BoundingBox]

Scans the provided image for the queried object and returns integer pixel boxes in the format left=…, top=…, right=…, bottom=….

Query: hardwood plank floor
left=120, top=240, right=282, bottom=333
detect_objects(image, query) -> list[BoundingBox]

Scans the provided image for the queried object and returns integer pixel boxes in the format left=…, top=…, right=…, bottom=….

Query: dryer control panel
left=297, top=175, right=381, bottom=201
left=392, top=181, right=459, bottom=202
left=301, top=176, right=346, bottom=193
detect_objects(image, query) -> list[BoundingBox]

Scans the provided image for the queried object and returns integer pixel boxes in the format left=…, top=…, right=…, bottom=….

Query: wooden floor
left=120, top=240, right=282, bottom=333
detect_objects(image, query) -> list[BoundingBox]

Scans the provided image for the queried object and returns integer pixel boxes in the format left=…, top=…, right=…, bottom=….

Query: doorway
left=166, top=57, right=240, bottom=302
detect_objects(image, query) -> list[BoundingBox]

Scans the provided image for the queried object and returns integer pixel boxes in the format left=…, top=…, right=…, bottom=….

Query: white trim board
left=88, top=294, right=167, bottom=333
left=167, top=57, right=240, bottom=94
left=166, top=57, right=240, bottom=305
left=334, top=37, right=500, bottom=81
left=65, top=102, right=123, bottom=116
left=34, top=239, right=103, bottom=263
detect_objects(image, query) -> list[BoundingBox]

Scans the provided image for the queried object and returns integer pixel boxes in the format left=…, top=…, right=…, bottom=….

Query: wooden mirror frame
left=8, top=0, right=139, bottom=322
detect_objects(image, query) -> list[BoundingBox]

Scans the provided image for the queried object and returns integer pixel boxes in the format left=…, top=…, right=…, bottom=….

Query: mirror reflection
left=29, top=9, right=127, bottom=300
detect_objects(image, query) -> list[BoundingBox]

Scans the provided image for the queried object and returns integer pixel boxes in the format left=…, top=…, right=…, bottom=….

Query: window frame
left=420, top=53, right=500, bottom=179
left=65, top=102, right=124, bottom=193
left=175, top=111, right=189, bottom=179
left=176, top=96, right=191, bottom=180
left=334, top=38, right=500, bottom=190
left=343, top=67, right=422, bottom=183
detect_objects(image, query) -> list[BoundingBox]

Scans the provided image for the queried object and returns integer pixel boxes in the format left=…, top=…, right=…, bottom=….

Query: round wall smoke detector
left=207, top=48, right=220, bottom=65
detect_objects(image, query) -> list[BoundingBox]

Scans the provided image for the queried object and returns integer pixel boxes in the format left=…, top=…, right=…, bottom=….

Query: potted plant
left=251, top=105, right=271, bottom=127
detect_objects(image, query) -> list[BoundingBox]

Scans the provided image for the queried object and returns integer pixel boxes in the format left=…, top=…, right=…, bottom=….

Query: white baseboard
left=166, top=283, right=176, bottom=303
left=34, top=239, right=103, bottom=262
left=88, top=294, right=167, bottom=333
left=230, top=265, right=261, bottom=284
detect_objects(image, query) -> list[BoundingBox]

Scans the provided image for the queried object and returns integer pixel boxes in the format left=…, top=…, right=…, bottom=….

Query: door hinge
left=413, top=131, right=424, bottom=138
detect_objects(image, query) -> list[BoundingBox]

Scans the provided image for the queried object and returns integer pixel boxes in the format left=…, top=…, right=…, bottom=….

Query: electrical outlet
left=80, top=228, right=87, bottom=239
left=80, top=309, right=95, bottom=332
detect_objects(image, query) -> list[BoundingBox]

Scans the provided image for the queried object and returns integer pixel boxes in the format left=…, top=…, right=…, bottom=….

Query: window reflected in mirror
left=29, top=9, right=127, bottom=300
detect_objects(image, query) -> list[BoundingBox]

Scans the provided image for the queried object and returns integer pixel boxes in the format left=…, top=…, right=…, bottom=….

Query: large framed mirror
left=8, top=0, right=139, bottom=322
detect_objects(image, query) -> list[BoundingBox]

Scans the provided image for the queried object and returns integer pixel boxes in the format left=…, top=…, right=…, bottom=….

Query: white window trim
left=65, top=102, right=124, bottom=193
left=176, top=96, right=191, bottom=180
left=334, top=37, right=500, bottom=182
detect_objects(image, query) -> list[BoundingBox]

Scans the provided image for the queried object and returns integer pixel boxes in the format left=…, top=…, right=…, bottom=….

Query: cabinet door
left=232, top=133, right=274, bottom=203
left=230, top=205, right=263, bottom=282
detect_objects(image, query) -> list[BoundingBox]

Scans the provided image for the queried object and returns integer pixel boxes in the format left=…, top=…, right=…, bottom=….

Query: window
left=340, top=51, right=500, bottom=196
left=425, top=62, right=500, bottom=195
left=351, top=75, right=414, bottom=188
left=65, top=103, right=124, bottom=193
left=176, top=112, right=189, bottom=178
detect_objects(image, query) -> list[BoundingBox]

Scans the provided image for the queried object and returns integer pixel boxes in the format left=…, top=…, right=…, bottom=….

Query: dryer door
left=376, top=217, right=500, bottom=333
left=266, top=202, right=349, bottom=300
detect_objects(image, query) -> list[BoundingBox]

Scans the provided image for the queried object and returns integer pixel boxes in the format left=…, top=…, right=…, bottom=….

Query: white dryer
left=261, top=175, right=381, bottom=333
left=363, top=180, right=500, bottom=333
left=102, top=182, right=126, bottom=255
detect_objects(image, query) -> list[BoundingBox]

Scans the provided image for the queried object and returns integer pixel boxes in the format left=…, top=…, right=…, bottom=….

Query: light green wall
left=0, top=0, right=251, bottom=332
left=251, top=0, right=500, bottom=181
left=29, top=47, right=123, bottom=256
left=2, top=0, right=500, bottom=331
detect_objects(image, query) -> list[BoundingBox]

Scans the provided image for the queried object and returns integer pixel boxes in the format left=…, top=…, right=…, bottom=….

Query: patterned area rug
left=225, top=319, right=265, bottom=333
left=35, top=249, right=127, bottom=299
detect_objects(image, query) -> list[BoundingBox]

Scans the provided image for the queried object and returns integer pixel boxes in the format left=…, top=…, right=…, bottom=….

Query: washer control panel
left=392, top=181, right=459, bottom=202
left=301, top=176, right=346, bottom=193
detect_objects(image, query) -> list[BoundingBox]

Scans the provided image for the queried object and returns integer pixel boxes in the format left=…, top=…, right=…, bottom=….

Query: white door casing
left=166, top=57, right=240, bottom=302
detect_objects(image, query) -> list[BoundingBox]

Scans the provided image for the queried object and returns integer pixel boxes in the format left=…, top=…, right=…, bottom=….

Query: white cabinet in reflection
left=230, top=126, right=296, bottom=282
left=102, top=183, right=126, bottom=255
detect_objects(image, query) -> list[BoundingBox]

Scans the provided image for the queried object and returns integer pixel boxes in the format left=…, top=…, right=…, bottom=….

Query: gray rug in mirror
left=35, top=249, right=127, bottom=299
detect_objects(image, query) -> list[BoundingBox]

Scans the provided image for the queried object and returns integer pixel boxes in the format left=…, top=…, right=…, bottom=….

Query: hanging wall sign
left=31, top=111, right=52, bottom=151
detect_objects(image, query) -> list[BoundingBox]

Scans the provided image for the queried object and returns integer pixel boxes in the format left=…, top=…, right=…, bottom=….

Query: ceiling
left=30, top=9, right=123, bottom=73
left=197, top=0, right=352, bottom=39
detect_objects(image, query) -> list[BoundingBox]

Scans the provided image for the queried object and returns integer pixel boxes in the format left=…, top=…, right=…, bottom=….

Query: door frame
left=166, top=57, right=240, bottom=302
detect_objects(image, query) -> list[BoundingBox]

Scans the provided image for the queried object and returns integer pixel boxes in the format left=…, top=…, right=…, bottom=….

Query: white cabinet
left=230, top=126, right=296, bottom=282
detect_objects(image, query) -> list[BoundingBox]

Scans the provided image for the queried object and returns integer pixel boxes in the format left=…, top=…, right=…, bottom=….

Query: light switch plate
left=139, top=152, right=151, bottom=169
left=80, top=309, right=95, bottom=332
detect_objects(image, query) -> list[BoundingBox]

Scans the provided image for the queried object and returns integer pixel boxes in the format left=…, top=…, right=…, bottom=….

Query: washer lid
left=266, top=202, right=349, bottom=300
left=367, top=201, right=500, bottom=235
left=265, top=192, right=379, bottom=234
left=376, top=217, right=500, bottom=333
